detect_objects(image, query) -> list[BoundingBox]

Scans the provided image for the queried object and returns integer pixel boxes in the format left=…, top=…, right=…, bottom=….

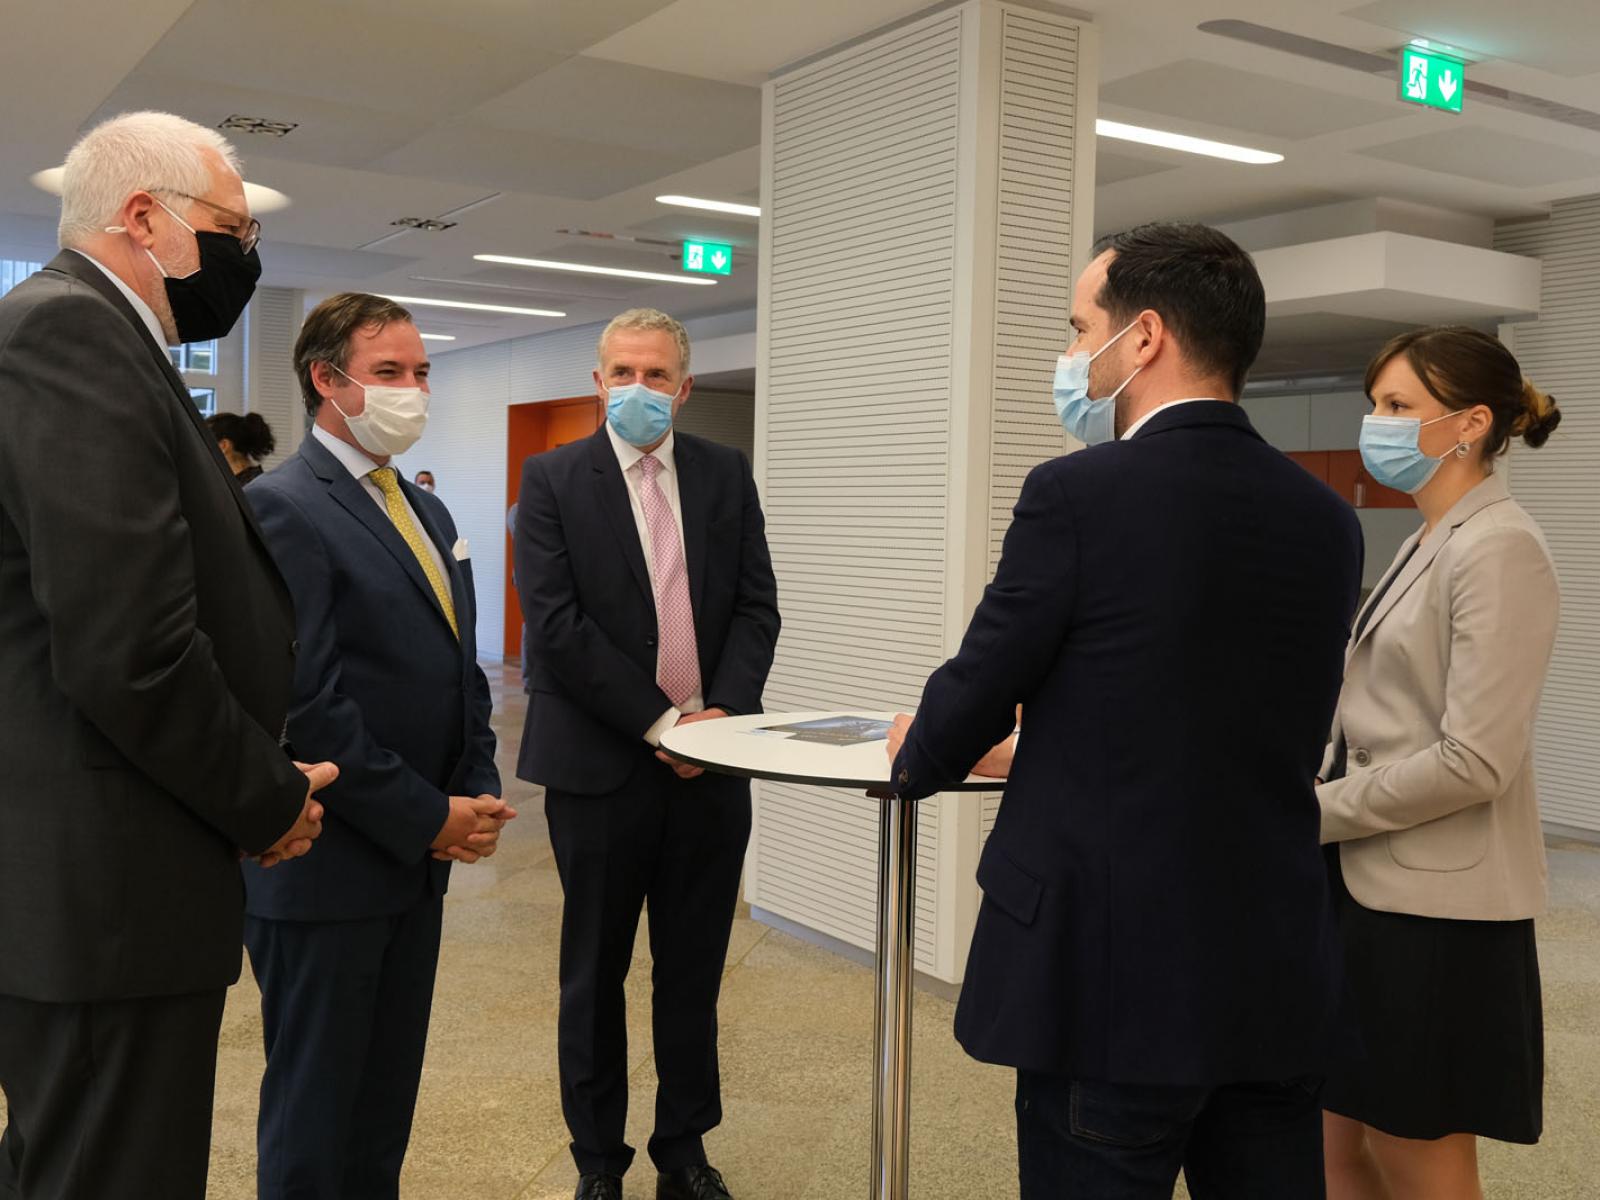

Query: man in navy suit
left=888, top=224, right=1362, bottom=1199
left=242, top=293, right=513, bottom=1199
left=515, top=309, right=779, bottom=1200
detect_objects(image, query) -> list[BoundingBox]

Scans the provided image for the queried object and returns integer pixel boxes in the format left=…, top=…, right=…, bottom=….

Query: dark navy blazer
left=893, top=401, right=1363, bottom=1088
left=514, top=428, right=780, bottom=795
left=242, top=433, right=499, bottom=921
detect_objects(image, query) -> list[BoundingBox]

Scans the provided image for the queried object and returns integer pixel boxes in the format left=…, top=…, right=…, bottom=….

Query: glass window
left=188, top=388, right=217, bottom=417
left=168, top=341, right=219, bottom=374
left=0, top=259, right=44, bottom=299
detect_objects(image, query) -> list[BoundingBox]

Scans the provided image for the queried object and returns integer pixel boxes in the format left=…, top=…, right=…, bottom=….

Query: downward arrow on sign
left=711, top=251, right=728, bottom=268
left=1439, top=70, right=1458, bottom=102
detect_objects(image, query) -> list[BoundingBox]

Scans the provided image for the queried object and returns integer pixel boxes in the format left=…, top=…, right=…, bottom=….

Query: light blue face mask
left=606, top=381, right=678, bottom=447
left=1359, top=412, right=1466, bottom=495
left=1052, top=318, right=1142, bottom=446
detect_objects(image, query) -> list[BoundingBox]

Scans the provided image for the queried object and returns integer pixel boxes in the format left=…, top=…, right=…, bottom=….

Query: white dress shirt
left=312, top=425, right=453, bottom=603
left=1121, top=396, right=1219, bottom=440
left=605, top=422, right=705, bottom=745
left=71, top=249, right=167, bottom=350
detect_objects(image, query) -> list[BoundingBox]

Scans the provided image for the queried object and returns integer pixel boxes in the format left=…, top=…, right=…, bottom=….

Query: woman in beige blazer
left=1319, top=326, right=1562, bottom=1200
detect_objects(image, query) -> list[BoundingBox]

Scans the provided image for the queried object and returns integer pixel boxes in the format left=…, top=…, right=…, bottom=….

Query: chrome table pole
left=870, top=793, right=918, bottom=1200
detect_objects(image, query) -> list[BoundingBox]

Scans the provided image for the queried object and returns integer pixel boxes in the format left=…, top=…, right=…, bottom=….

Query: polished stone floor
left=4, top=666, right=1597, bottom=1197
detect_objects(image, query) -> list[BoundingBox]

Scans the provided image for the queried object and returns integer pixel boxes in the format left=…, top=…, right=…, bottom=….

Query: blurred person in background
left=208, top=410, right=275, bottom=484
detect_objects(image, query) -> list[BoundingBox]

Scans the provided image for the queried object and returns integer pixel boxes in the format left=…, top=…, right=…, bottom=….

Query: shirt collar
left=70, top=249, right=167, bottom=350
left=1121, top=396, right=1220, bottom=440
left=312, top=423, right=387, bottom=481
left=606, top=420, right=676, bottom=477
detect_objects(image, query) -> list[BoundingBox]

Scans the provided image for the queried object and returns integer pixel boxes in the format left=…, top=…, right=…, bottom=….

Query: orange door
left=504, top=397, right=604, bottom=663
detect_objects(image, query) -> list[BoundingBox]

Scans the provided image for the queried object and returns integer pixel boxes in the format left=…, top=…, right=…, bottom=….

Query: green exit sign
left=682, top=239, right=733, bottom=276
left=1400, top=46, right=1465, bottom=113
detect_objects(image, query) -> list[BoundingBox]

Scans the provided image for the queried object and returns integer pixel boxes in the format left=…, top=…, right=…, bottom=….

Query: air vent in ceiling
left=390, top=217, right=458, bottom=232
left=218, top=114, right=298, bottom=137
left=1198, top=20, right=1600, bottom=135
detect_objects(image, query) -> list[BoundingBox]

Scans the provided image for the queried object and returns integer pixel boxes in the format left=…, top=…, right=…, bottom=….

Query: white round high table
left=660, top=711, right=992, bottom=1200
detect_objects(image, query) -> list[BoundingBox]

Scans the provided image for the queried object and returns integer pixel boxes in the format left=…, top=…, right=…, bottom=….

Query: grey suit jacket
left=0, top=251, right=306, bottom=1002
left=1319, top=472, right=1559, bottom=920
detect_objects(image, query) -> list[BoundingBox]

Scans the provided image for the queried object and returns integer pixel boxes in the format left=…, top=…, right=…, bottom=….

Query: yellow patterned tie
left=368, top=467, right=458, bottom=639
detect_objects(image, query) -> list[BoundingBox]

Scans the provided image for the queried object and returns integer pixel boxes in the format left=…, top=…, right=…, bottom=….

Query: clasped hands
left=432, top=794, right=518, bottom=863
left=255, top=760, right=338, bottom=868
left=656, top=707, right=729, bottom=779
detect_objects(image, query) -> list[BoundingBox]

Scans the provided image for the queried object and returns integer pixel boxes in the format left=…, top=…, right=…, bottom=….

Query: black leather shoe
left=576, top=1174, right=623, bottom=1200
left=657, top=1164, right=732, bottom=1200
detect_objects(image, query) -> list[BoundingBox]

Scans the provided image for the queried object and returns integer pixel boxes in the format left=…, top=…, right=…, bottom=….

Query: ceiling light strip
left=474, top=254, right=718, bottom=286
left=386, top=295, right=566, bottom=317
left=656, top=194, right=762, bottom=217
left=1095, top=119, right=1283, bottom=165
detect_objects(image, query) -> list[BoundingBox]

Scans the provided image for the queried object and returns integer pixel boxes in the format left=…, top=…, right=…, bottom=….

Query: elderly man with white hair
left=0, top=112, right=335, bottom=1199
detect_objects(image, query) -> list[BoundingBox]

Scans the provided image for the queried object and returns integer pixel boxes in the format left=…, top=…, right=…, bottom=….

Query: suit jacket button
left=898, top=769, right=909, bottom=786
left=1353, top=748, right=1371, bottom=767
left=290, top=640, right=300, bottom=655
left=645, top=636, right=657, bottom=648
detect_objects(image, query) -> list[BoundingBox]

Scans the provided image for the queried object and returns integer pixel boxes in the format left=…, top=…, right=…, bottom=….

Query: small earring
left=1455, top=441, right=1472, bottom=459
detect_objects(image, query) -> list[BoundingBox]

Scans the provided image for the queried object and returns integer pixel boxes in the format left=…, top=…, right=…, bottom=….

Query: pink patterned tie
left=638, top=455, right=701, bottom=706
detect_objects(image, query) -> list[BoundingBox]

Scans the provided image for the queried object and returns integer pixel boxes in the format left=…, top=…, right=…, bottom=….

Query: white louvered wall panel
left=245, top=287, right=306, bottom=469
left=757, top=9, right=965, bottom=975
left=753, top=2, right=1091, bottom=980
left=1497, top=198, right=1600, bottom=833
left=978, top=9, right=1084, bottom=848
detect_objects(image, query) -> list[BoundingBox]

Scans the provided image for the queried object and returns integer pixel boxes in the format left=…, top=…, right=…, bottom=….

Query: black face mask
left=163, top=231, right=261, bottom=343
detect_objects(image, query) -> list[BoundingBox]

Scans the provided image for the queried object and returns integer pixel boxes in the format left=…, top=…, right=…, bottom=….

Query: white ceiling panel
left=368, top=121, right=698, bottom=200
left=1355, top=126, right=1600, bottom=187
left=1095, top=149, right=1184, bottom=186
left=472, top=58, right=760, bottom=161
left=128, top=0, right=568, bottom=118
left=86, top=77, right=428, bottom=171
left=1343, top=0, right=1600, bottom=78
left=1101, top=58, right=1405, bottom=140
left=335, top=0, right=681, bottom=55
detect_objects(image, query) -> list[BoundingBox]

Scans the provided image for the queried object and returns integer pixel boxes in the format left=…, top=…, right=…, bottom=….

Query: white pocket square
left=451, top=537, right=470, bottom=562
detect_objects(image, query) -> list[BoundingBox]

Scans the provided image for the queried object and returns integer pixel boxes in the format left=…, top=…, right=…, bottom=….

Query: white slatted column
left=752, top=0, right=1095, bottom=982
left=1497, top=199, right=1600, bottom=835
left=245, top=286, right=306, bottom=468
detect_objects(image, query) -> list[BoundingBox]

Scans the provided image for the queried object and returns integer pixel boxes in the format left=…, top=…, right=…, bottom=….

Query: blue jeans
left=1015, top=1072, right=1325, bottom=1199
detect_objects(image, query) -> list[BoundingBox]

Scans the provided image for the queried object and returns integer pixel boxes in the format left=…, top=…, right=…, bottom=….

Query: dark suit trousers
left=547, top=762, right=751, bottom=1177
left=244, top=894, right=443, bottom=1200
left=1015, top=1072, right=1325, bottom=1200
left=0, top=988, right=226, bottom=1200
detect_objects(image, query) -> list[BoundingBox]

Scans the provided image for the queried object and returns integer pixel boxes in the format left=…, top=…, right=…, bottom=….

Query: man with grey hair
left=0, top=111, right=334, bottom=1199
left=514, top=308, right=780, bottom=1200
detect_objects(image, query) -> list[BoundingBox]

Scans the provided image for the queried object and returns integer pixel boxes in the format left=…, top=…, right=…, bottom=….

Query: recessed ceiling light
left=29, top=166, right=293, bottom=212
left=386, top=295, right=566, bottom=317
left=474, top=254, right=718, bottom=286
left=656, top=194, right=761, bottom=218
left=1095, top=119, right=1283, bottom=165
left=419, top=333, right=457, bottom=341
